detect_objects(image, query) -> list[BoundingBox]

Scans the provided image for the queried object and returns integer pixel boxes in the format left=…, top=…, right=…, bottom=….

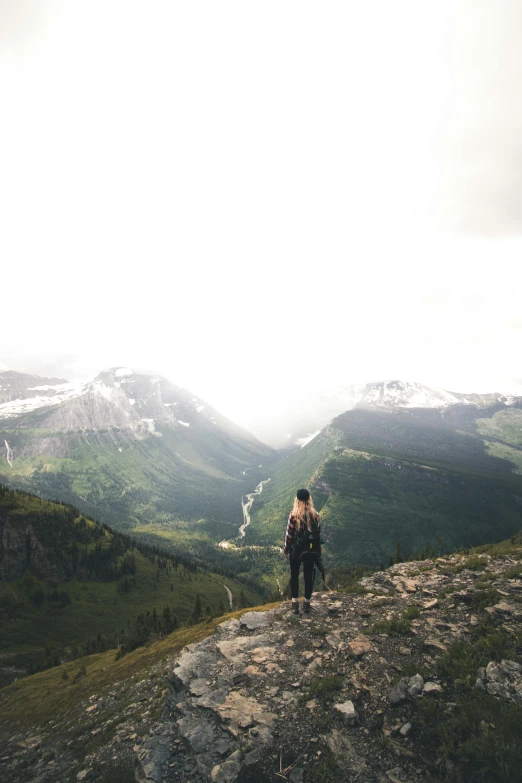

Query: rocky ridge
left=1, top=548, right=521, bottom=782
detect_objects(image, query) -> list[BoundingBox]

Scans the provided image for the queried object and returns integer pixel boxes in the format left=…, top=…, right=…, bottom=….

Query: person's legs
left=290, top=554, right=301, bottom=598
left=303, top=557, right=315, bottom=601
left=290, top=554, right=301, bottom=612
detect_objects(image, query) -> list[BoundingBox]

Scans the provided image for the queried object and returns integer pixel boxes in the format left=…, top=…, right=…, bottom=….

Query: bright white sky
left=1, top=0, right=521, bottom=435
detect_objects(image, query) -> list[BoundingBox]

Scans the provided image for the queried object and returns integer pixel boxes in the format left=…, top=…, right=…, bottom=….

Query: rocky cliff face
left=1, top=547, right=521, bottom=783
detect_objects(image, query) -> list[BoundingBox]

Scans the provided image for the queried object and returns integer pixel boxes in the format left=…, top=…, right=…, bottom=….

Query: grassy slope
left=0, top=603, right=279, bottom=732
left=247, top=407, right=522, bottom=565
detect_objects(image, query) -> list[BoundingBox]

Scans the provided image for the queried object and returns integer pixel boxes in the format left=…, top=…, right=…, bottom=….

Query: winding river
left=240, top=478, right=270, bottom=537
left=218, top=476, right=271, bottom=548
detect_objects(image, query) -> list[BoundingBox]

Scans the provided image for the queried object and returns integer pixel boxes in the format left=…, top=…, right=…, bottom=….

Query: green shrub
left=469, top=589, right=500, bottom=611
left=303, top=676, right=344, bottom=703
left=369, top=606, right=420, bottom=636
left=305, top=750, right=340, bottom=783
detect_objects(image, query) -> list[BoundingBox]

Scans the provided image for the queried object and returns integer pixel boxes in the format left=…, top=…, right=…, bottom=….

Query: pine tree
left=192, top=593, right=202, bottom=622
left=239, top=589, right=248, bottom=609
left=394, top=541, right=403, bottom=564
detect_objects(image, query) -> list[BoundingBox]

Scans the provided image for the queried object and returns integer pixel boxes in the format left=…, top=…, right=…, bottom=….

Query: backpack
left=293, top=516, right=321, bottom=560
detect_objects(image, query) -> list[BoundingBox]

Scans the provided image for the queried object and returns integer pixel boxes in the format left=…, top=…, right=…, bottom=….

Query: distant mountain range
left=2, top=368, right=521, bottom=570
left=273, top=379, right=515, bottom=450
left=0, top=368, right=276, bottom=552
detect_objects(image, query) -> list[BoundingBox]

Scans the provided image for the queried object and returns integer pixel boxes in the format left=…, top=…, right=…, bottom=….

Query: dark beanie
left=296, top=488, right=310, bottom=502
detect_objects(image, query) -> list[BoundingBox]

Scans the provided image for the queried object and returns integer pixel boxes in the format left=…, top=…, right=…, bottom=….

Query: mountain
left=0, top=485, right=264, bottom=688
left=1, top=535, right=521, bottom=783
left=0, top=368, right=276, bottom=552
left=246, top=398, right=522, bottom=565
left=356, top=379, right=506, bottom=410
left=264, top=379, right=512, bottom=449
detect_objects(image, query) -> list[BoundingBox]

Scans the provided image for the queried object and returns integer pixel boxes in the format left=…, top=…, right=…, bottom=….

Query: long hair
left=291, top=493, right=319, bottom=531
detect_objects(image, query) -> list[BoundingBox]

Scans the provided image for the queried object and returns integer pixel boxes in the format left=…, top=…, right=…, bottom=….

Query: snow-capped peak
left=356, top=380, right=504, bottom=411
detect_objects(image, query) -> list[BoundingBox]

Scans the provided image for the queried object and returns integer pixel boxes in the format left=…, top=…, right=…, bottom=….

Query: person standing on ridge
left=283, top=488, right=324, bottom=614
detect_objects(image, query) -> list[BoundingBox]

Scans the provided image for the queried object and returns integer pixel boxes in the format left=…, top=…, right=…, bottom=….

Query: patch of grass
left=469, top=588, right=500, bottom=612
left=415, top=689, right=522, bottom=782
left=338, top=585, right=369, bottom=595
left=92, top=757, right=135, bottom=783
left=476, top=573, right=498, bottom=585
left=441, top=555, right=489, bottom=575
left=302, top=675, right=344, bottom=704
left=471, top=532, right=522, bottom=558
left=370, top=617, right=412, bottom=636
left=372, top=597, right=395, bottom=607
left=309, top=626, right=329, bottom=636
left=368, top=606, right=420, bottom=637
left=438, top=584, right=457, bottom=599
left=305, top=750, right=340, bottom=783
left=504, top=564, right=522, bottom=579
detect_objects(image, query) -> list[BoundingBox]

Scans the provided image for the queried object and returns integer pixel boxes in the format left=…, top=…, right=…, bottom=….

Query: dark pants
left=290, top=553, right=316, bottom=600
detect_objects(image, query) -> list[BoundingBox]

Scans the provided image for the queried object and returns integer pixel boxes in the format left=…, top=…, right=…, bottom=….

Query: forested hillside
left=0, top=487, right=264, bottom=687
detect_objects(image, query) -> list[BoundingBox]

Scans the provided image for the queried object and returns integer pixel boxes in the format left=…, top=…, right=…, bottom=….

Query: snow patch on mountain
left=357, top=380, right=503, bottom=411
left=0, top=381, right=86, bottom=419
left=114, top=367, right=134, bottom=378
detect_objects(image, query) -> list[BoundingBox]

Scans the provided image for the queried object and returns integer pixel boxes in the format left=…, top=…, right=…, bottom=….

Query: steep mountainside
left=0, top=369, right=276, bottom=550
left=247, top=400, right=522, bottom=565
left=1, top=537, right=521, bottom=783
left=267, top=379, right=511, bottom=449
left=0, top=486, right=264, bottom=687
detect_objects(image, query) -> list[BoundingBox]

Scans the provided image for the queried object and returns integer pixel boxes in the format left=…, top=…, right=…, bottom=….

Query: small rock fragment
left=423, top=682, right=443, bottom=695
left=333, top=700, right=358, bottom=725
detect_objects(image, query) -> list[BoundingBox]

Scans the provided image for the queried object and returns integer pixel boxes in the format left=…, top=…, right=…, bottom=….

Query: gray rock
left=399, top=722, right=412, bottom=736
left=210, top=750, right=241, bottom=783
left=407, top=674, right=424, bottom=697
left=388, top=678, right=410, bottom=705
left=177, top=715, right=216, bottom=755
left=326, top=729, right=355, bottom=759
left=476, top=659, right=522, bottom=703
left=289, top=768, right=305, bottom=783
left=239, top=611, right=272, bottom=630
